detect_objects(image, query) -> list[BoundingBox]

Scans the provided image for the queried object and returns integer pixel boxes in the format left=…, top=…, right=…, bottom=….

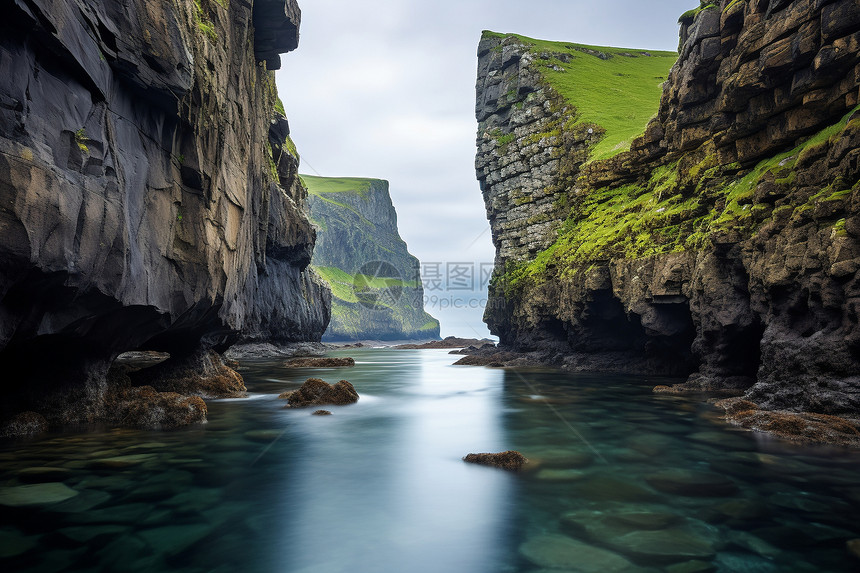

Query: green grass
left=314, top=266, right=420, bottom=304
left=679, top=3, right=717, bottom=25
left=484, top=32, right=677, bottom=161
left=501, top=104, right=860, bottom=294
left=194, top=0, right=217, bottom=42
left=300, top=175, right=378, bottom=198
left=314, top=266, right=360, bottom=303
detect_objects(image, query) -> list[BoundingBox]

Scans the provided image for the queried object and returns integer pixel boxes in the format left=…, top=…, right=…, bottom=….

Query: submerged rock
left=848, top=539, right=860, bottom=560
left=312, top=410, right=333, bottom=416
left=463, top=451, right=527, bottom=471
left=0, top=483, right=79, bottom=507
left=519, top=533, right=634, bottom=572
left=282, top=378, right=359, bottom=408
left=0, top=527, right=38, bottom=558
left=608, top=529, right=716, bottom=565
left=284, top=357, right=355, bottom=368
left=645, top=469, right=739, bottom=497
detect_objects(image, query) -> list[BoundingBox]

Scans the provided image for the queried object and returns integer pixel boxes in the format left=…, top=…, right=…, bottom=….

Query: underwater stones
left=72, top=503, right=152, bottom=525
left=605, top=511, right=681, bottom=530
left=644, top=469, right=739, bottom=497
left=243, top=429, right=283, bottom=443
left=46, top=489, right=112, bottom=513
left=847, top=539, right=860, bottom=560
left=282, top=378, right=359, bottom=408
left=666, top=561, right=716, bottom=573
left=58, top=525, right=129, bottom=544
left=88, top=454, right=157, bottom=469
left=463, top=450, right=528, bottom=471
left=608, top=529, right=716, bottom=565
left=284, top=357, right=355, bottom=368
left=526, top=447, right=594, bottom=468
left=0, top=527, right=38, bottom=558
left=139, top=523, right=214, bottom=557
left=535, top=468, right=586, bottom=481
left=0, top=411, right=48, bottom=438
left=17, top=466, right=74, bottom=483
left=572, top=474, right=657, bottom=502
left=519, top=534, right=635, bottom=572
left=726, top=531, right=780, bottom=559
left=312, top=410, right=332, bottom=416
left=0, top=483, right=79, bottom=507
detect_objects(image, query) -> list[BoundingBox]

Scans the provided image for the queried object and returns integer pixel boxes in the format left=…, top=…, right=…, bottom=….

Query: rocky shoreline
left=454, top=343, right=860, bottom=447
left=475, top=0, right=860, bottom=443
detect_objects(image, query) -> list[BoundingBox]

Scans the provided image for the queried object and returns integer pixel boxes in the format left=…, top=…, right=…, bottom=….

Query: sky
left=276, top=0, right=695, bottom=339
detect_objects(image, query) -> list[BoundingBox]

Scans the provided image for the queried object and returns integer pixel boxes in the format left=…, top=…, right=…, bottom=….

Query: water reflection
left=276, top=349, right=514, bottom=573
left=1, top=352, right=860, bottom=572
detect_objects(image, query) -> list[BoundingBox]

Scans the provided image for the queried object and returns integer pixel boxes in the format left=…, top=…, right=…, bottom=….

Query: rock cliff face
left=477, top=0, right=860, bottom=418
left=304, top=175, right=440, bottom=341
left=0, top=0, right=329, bottom=432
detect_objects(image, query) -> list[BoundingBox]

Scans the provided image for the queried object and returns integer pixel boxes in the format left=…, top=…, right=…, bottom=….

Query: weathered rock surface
left=282, top=378, right=359, bottom=408
left=0, top=0, right=329, bottom=433
left=304, top=176, right=439, bottom=341
left=716, top=397, right=860, bottom=447
left=462, top=450, right=527, bottom=470
left=284, top=356, right=355, bottom=368
left=476, top=1, right=860, bottom=437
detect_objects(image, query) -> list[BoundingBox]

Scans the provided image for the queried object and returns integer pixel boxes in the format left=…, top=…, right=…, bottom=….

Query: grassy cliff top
left=300, top=175, right=384, bottom=198
left=482, top=31, right=678, bottom=161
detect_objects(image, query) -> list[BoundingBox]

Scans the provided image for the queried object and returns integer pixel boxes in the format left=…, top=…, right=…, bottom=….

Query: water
left=1, top=349, right=860, bottom=572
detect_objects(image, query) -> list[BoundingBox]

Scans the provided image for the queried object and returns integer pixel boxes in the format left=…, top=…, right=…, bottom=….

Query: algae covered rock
left=283, top=378, right=359, bottom=408
left=463, top=450, right=527, bottom=471
left=284, top=357, right=355, bottom=368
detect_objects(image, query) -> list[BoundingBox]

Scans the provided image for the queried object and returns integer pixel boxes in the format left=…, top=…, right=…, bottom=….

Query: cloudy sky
left=276, top=0, right=694, bottom=338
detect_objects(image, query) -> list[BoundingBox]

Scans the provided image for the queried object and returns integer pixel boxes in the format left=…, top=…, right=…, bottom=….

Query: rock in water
left=312, top=410, right=333, bottom=416
left=284, top=357, right=356, bottom=368
left=0, top=412, right=48, bottom=438
left=283, top=378, right=359, bottom=408
left=0, top=0, right=328, bottom=433
left=463, top=451, right=527, bottom=471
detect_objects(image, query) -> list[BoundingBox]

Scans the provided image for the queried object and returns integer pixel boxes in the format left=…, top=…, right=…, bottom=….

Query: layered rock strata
left=477, top=0, right=860, bottom=423
left=0, top=0, right=329, bottom=432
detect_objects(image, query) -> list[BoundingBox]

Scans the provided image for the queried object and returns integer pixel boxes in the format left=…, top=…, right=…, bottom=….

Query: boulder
left=283, top=378, right=359, bottom=408
left=463, top=450, right=527, bottom=471
left=284, top=357, right=355, bottom=368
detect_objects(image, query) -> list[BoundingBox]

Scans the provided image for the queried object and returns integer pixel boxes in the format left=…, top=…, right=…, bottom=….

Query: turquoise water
left=1, top=348, right=860, bottom=572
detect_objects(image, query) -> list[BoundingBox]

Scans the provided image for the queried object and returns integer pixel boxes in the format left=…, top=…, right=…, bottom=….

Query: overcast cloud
left=276, top=0, right=695, bottom=338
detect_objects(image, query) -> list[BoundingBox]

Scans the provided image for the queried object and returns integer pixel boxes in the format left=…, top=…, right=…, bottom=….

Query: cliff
left=477, top=0, right=860, bottom=420
left=303, top=175, right=440, bottom=341
left=0, top=0, right=330, bottom=434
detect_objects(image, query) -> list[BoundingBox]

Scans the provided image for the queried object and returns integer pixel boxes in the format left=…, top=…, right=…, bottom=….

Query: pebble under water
left=2, top=348, right=860, bottom=572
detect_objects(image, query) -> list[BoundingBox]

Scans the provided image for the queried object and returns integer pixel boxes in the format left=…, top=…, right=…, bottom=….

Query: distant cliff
left=477, top=0, right=860, bottom=420
left=0, top=0, right=329, bottom=434
left=304, top=176, right=440, bottom=341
